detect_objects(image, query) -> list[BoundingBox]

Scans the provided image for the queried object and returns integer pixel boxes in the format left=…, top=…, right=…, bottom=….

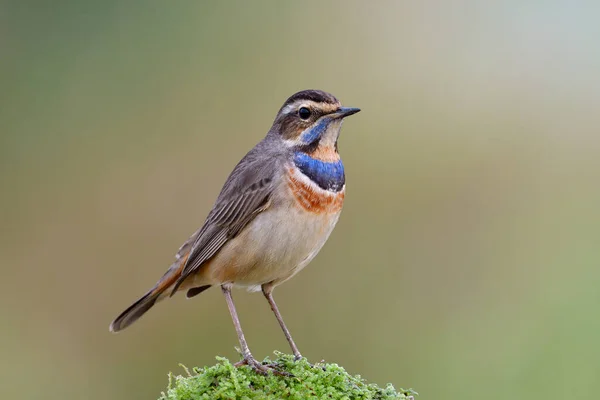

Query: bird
left=109, top=89, right=360, bottom=374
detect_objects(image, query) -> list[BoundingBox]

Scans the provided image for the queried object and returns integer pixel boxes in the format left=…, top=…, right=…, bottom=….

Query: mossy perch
left=159, top=352, right=416, bottom=400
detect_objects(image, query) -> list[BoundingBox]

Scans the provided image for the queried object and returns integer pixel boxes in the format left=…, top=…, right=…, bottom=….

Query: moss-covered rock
left=159, top=352, right=416, bottom=400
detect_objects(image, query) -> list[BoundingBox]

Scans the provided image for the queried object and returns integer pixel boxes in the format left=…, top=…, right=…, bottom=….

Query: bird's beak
left=332, top=107, right=361, bottom=119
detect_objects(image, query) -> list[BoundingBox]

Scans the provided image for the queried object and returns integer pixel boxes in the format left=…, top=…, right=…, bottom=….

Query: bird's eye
left=298, top=107, right=311, bottom=120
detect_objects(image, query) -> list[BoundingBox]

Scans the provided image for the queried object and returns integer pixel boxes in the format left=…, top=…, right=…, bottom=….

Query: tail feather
left=109, top=261, right=212, bottom=332
left=186, top=285, right=211, bottom=298
left=110, top=262, right=183, bottom=333
left=109, top=289, right=160, bottom=333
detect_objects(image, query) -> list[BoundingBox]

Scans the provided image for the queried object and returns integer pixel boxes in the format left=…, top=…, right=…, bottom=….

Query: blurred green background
left=2, top=1, right=600, bottom=399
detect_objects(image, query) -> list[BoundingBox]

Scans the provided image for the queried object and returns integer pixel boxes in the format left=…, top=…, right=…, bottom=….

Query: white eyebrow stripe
left=281, top=102, right=299, bottom=115
left=281, top=100, right=327, bottom=115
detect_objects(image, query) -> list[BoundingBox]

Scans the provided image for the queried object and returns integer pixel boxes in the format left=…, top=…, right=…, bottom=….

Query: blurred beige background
left=2, top=1, right=600, bottom=399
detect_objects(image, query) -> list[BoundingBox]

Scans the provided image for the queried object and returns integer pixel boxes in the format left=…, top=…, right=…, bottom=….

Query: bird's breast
left=292, top=151, right=345, bottom=192
left=194, top=164, right=345, bottom=290
left=286, top=164, right=345, bottom=214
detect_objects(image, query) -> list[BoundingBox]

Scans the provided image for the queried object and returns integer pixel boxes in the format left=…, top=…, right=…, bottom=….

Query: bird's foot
left=234, top=356, right=292, bottom=377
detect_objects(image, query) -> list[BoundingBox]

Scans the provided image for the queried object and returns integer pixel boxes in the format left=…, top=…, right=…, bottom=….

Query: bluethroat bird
left=110, top=90, right=360, bottom=374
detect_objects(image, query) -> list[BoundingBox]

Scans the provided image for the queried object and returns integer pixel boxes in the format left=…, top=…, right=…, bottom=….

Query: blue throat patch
left=299, top=118, right=330, bottom=144
left=293, top=152, right=345, bottom=192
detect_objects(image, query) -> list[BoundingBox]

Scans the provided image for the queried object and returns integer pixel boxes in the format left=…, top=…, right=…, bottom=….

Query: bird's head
left=270, top=90, right=360, bottom=151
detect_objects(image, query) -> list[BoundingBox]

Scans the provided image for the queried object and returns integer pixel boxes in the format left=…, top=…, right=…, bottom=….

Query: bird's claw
left=234, top=357, right=293, bottom=377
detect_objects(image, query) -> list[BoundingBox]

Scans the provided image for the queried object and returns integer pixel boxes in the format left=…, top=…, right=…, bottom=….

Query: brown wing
left=169, top=176, right=273, bottom=295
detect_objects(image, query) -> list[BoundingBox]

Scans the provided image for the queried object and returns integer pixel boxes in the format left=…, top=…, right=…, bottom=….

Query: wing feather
left=169, top=176, right=274, bottom=295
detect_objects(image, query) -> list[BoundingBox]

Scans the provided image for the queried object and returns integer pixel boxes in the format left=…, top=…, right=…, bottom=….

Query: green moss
left=159, top=352, right=416, bottom=400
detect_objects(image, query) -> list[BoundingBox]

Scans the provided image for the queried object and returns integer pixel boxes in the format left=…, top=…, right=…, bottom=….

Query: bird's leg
left=262, top=284, right=302, bottom=360
left=222, top=284, right=290, bottom=375
left=221, top=285, right=266, bottom=373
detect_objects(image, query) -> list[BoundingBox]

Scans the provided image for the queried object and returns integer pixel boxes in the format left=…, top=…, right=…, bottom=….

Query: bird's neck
left=293, top=144, right=345, bottom=192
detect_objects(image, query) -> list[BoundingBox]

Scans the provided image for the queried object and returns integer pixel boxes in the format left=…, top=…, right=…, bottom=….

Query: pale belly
left=192, top=169, right=345, bottom=291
